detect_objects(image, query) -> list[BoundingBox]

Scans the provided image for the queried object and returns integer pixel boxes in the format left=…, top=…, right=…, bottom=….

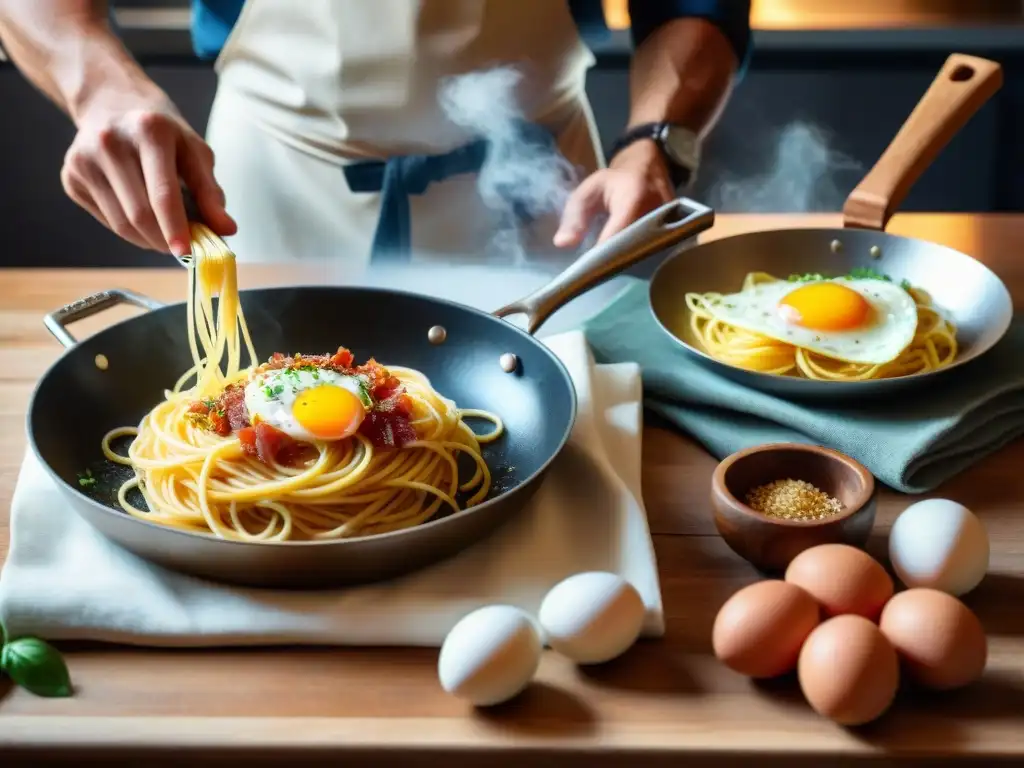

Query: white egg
left=243, top=367, right=370, bottom=442
left=438, top=605, right=542, bottom=706
left=888, top=499, right=989, bottom=596
left=705, top=277, right=918, bottom=365
left=538, top=572, right=645, bottom=664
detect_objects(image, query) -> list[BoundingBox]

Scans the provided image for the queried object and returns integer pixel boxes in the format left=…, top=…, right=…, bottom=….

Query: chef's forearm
left=0, top=0, right=159, bottom=121
left=626, top=18, right=738, bottom=137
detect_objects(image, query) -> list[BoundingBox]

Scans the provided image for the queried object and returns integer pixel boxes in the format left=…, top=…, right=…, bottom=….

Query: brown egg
left=879, top=588, right=988, bottom=690
left=785, top=544, right=894, bottom=621
left=798, top=615, right=899, bottom=726
left=712, top=580, right=820, bottom=679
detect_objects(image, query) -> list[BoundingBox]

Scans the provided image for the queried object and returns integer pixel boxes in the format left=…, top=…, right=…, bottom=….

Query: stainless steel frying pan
left=647, top=53, right=1011, bottom=400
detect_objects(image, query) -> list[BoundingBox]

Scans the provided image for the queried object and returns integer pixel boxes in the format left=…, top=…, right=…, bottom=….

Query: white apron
left=205, top=0, right=603, bottom=266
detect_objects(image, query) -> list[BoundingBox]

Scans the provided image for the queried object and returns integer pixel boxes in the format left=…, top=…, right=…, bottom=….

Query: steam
left=439, top=67, right=579, bottom=263
left=434, top=71, right=859, bottom=263
left=708, top=122, right=861, bottom=213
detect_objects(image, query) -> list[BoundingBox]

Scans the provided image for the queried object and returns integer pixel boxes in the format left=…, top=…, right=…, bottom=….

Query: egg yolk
left=778, top=283, right=871, bottom=331
left=292, top=385, right=366, bottom=440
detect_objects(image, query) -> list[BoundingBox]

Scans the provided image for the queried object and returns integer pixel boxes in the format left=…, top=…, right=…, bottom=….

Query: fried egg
left=705, top=277, right=918, bottom=365
left=243, top=368, right=371, bottom=442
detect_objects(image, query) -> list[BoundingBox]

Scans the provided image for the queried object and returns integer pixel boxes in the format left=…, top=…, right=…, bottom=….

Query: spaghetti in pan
left=101, top=224, right=504, bottom=543
left=685, top=270, right=958, bottom=382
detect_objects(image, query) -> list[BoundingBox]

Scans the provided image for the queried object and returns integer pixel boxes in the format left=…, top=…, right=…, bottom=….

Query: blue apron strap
left=344, top=139, right=488, bottom=262
left=343, top=122, right=556, bottom=262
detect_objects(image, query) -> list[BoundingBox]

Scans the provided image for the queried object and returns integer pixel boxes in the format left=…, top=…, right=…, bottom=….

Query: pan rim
left=26, top=283, right=580, bottom=549
left=647, top=226, right=1014, bottom=387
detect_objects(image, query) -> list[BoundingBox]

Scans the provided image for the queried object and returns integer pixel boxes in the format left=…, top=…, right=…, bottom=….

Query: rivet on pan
left=830, top=239, right=843, bottom=253
left=869, top=245, right=882, bottom=258
left=499, top=353, right=519, bottom=373
left=94, top=354, right=109, bottom=371
left=427, top=325, right=447, bottom=345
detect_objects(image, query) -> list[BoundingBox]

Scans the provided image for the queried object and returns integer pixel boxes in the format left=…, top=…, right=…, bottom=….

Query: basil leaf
left=1, top=637, right=72, bottom=697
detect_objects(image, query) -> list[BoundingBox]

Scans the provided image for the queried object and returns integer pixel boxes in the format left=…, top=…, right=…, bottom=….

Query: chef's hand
left=553, top=140, right=674, bottom=249
left=61, top=95, right=236, bottom=257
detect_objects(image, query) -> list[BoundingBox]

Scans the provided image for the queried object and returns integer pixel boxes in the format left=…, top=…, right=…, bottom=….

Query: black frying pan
left=29, top=198, right=715, bottom=588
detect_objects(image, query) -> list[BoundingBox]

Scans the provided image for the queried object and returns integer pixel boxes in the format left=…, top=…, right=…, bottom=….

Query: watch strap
left=608, top=122, right=666, bottom=161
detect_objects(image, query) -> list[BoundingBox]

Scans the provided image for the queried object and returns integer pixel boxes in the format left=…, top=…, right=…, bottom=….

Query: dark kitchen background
left=2, top=0, right=1023, bottom=267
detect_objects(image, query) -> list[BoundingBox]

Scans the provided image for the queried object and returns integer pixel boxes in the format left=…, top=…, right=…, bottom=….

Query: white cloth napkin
left=0, top=331, right=664, bottom=647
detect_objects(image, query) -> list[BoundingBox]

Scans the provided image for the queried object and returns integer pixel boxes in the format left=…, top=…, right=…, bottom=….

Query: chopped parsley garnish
left=786, top=268, right=913, bottom=292
left=285, top=365, right=321, bottom=379
left=848, top=266, right=891, bottom=282
left=78, top=468, right=96, bottom=488
left=264, top=383, right=286, bottom=398
left=788, top=272, right=827, bottom=283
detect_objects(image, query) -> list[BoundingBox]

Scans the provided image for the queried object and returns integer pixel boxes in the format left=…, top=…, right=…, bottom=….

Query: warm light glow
left=603, top=0, right=630, bottom=29
left=602, top=0, right=976, bottom=31
left=887, top=214, right=984, bottom=266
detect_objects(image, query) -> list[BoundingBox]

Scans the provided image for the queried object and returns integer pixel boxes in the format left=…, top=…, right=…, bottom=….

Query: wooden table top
left=1, top=213, right=1023, bottom=766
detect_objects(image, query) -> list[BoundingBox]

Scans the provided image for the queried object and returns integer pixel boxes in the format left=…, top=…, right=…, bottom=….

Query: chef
left=0, top=1, right=750, bottom=264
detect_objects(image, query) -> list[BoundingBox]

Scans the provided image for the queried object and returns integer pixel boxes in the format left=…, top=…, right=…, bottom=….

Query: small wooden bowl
left=710, top=443, right=877, bottom=574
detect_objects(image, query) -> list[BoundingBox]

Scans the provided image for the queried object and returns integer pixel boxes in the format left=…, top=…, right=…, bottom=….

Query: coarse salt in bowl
left=710, top=443, right=878, bottom=573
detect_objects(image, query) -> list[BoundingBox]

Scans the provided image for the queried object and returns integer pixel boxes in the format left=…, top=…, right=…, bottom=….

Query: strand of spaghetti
left=326, top=480, right=450, bottom=537
left=196, top=441, right=249, bottom=537
left=312, top=499, right=408, bottom=539
left=402, top=440, right=462, bottom=494
left=237, top=444, right=375, bottom=501
left=202, top=446, right=336, bottom=504
left=383, top=479, right=460, bottom=515
left=101, top=427, right=139, bottom=465
left=305, top=488, right=422, bottom=527
left=458, top=409, right=505, bottom=442
left=228, top=500, right=292, bottom=542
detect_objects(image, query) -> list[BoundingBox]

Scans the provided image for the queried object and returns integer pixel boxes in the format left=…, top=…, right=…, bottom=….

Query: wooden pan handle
left=842, top=53, right=1003, bottom=231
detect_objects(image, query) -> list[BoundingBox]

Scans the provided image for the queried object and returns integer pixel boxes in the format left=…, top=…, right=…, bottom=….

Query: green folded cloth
left=581, top=278, right=1024, bottom=494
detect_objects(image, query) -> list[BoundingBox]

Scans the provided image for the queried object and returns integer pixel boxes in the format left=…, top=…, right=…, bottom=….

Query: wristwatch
left=608, top=122, right=701, bottom=190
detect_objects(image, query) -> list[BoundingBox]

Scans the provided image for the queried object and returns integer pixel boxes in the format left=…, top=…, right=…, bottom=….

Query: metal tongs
left=174, top=184, right=204, bottom=269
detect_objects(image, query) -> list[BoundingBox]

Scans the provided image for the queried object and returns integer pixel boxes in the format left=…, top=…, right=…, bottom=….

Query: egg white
left=243, top=368, right=370, bottom=442
left=704, top=277, right=918, bottom=365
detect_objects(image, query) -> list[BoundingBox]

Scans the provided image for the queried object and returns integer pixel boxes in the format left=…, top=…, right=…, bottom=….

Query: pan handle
left=493, top=197, right=714, bottom=334
left=44, top=289, right=166, bottom=348
left=843, top=53, right=1003, bottom=231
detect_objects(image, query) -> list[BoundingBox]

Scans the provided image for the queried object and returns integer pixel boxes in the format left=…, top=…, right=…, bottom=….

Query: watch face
left=660, top=125, right=699, bottom=169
